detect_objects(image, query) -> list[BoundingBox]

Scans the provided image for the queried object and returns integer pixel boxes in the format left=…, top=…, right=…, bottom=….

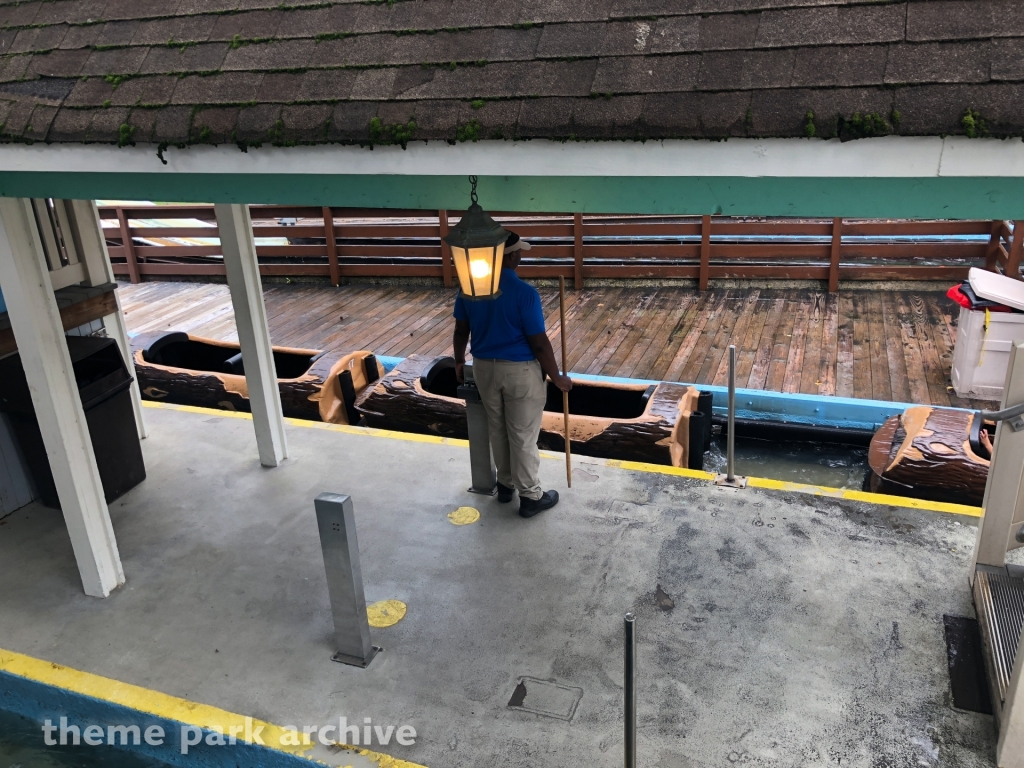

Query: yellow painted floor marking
left=447, top=506, right=480, bottom=525
left=0, top=646, right=425, bottom=767
left=366, top=600, right=407, bottom=628
left=143, top=401, right=983, bottom=518
left=604, top=459, right=983, bottom=518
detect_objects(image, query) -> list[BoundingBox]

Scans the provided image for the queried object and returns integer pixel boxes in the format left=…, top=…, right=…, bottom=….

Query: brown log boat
left=866, top=405, right=992, bottom=506
left=354, top=354, right=712, bottom=468
left=130, top=331, right=383, bottom=425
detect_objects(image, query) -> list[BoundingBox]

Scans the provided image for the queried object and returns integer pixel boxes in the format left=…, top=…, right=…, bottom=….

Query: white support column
left=973, top=342, right=1024, bottom=572
left=68, top=199, right=147, bottom=440
left=214, top=203, right=287, bottom=467
left=0, top=197, right=123, bottom=597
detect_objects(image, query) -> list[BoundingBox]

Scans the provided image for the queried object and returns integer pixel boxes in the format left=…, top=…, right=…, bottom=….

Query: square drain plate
left=507, top=677, right=582, bottom=721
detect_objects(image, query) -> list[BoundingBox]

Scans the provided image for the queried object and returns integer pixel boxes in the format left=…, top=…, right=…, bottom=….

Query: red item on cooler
left=946, top=284, right=971, bottom=309
left=947, top=282, right=1015, bottom=312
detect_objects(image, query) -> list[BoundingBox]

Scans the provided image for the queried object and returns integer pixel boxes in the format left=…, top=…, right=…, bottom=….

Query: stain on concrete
left=655, top=584, right=675, bottom=612
left=788, top=522, right=811, bottom=539
left=572, top=467, right=599, bottom=483
left=716, top=537, right=756, bottom=572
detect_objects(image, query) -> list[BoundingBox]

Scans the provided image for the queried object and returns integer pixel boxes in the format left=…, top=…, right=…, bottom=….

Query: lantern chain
left=469, top=175, right=478, bottom=205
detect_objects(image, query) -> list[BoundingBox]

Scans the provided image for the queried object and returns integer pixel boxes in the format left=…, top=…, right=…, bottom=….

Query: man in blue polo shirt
left=453, top=232, right=572, bottom=518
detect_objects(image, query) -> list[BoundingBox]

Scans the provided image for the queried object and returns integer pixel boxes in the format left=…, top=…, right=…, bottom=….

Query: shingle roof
left=0, top=0, right=1019, bottom=148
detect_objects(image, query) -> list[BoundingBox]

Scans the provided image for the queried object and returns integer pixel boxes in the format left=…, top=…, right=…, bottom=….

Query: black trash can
left=0, top=336, right=146, bottom=509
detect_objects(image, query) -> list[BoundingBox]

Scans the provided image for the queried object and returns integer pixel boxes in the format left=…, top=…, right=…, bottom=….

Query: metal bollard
left=457, top=364, right=497, bottom=495
left=715, top=345, right=747, bottom=488
left=624, top=612, right=637, bottom=768
left=315, top=493, right=381, bottom=667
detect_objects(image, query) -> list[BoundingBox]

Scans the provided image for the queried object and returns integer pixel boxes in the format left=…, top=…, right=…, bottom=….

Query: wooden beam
left=323, top=206, right=340, bottom=287
left=0, top=289, right=117, bottom=358
left=215, top=203, right=288, bottom=468
left=984, top=220, right=1004, bottom=271
left=573, top=212, right=584, bottom=290
left=116, top=208, right=140, bottom=284
left=699, top=215, right=711, bottom=291
left=0, top=197, right=124, bottom=598
left=828, top=217, right=843, bottom=293
left=438, top=210, right=453, bottom=289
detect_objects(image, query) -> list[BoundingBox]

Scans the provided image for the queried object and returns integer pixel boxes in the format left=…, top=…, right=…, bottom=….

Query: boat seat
left=640, top=384, right=656, bottom=410
left=222, top=353, right=244, bottom=376
left=141, top=331, right=189, bottom=365
left=363, top=354, right=381, bottom=385
left=421, top=356, right=457, bottom=396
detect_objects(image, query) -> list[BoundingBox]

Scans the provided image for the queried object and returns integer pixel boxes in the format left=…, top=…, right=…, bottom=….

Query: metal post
left=624, top=612, right=636, bottom=768
left=458, top=364, right=497, bottom=495
left=314, top=493, right=380, bottom=667
left=716, top=345, right=747, bottom=488
left=727, top=345, right=736, bottom=481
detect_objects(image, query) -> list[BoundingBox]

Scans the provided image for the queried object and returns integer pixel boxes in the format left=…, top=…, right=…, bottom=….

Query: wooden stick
left=560, top=276, right=572, bottom=488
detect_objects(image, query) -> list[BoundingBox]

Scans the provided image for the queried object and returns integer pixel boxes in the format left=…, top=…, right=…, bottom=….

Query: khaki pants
left=472, top=358, right=547, bottom=501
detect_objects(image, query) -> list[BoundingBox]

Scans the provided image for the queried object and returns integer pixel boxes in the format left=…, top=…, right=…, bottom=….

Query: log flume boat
left=130, top=331, right=383, bottom=425
left=866, top=406, right=992, bottom=506
left=354, top=354, right=713, bottom=469
left=137, top=332, right=995, bottom=498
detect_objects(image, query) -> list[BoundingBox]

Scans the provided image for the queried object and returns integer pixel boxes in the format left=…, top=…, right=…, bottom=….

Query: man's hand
left=527, top=332, right=573, bottom=390
left=981, top=426, right=993, bottom=455
left=455, top=362, right=466, bottom=384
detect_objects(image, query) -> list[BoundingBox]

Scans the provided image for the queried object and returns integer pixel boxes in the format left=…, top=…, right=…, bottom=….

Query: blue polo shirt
left=454, top=269, right=546, bottom=361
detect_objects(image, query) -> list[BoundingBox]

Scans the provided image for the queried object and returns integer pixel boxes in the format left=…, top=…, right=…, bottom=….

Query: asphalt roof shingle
left=0, top=0, right=1018, bottom=146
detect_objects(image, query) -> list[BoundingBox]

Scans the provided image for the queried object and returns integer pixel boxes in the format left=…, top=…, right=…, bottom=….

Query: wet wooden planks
left=119, top=281, right=996, bottom=409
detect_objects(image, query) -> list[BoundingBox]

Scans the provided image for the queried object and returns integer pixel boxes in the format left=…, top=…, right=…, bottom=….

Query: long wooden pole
left=559, top=276, right=572, bottom=488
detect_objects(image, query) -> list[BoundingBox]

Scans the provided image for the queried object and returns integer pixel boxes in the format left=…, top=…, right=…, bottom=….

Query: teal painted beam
left=2, top=172, right=1024, bottom=218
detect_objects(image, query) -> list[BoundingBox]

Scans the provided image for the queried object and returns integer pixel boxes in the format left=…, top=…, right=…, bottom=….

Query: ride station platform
left=0, top=403, right=1001, bottom=767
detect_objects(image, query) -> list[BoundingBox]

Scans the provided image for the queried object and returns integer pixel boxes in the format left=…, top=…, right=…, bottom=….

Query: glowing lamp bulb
left=469, top=259, right=491, bottom=279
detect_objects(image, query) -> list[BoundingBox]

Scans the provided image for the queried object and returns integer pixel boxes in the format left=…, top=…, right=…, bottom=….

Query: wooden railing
left=98, top=206, right=1020, bottom=292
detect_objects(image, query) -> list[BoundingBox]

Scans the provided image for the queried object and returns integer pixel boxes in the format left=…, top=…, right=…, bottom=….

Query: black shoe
left=496, top=482, right=515, bottom=503
left=519, top=490, right=559, bottom=518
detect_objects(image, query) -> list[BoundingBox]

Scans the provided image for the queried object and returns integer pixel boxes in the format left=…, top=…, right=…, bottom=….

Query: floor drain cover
left=943, top=614, right=993, bottom=714
left=507, top=677, right=583, bottom=721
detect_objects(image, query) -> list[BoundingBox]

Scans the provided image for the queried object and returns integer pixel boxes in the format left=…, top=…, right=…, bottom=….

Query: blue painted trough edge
left=0, top=669, right=312, bottom=768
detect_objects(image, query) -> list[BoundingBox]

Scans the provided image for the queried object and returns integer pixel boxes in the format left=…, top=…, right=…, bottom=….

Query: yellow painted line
left=142, top=401, right=469, bottom=448
left=144, top=402, right=254, bottom=420
left=0, top=646, right=425, bottom=768
left=604, top=459, right=717, bottom=482
left=144, top=401, right=983, bottom=518
left=604, top=458, right=983, bottom=518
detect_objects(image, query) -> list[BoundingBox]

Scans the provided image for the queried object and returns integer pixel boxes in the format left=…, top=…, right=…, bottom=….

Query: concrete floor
left=0, top=405, right=998, bottom=767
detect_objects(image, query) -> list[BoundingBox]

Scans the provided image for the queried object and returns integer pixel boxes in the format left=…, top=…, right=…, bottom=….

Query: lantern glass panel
left=452, top=242, right=504, bottom=298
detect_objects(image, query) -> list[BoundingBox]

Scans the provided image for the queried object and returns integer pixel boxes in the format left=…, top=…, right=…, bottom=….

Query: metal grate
left=507, top=677, right=583, bottom=721
left=974, top=569, right=1024, bottom=702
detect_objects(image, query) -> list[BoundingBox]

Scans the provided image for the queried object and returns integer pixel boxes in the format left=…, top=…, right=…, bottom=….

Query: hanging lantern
left=444, top=175, right=508, bottom=300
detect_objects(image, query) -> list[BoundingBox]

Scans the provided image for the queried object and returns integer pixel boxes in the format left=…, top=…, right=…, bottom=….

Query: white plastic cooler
left=952, top=306, right=1024, bottom=399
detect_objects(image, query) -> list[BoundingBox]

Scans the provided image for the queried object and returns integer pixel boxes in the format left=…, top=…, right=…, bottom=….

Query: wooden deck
left=119, top=281, right=995, bottom=409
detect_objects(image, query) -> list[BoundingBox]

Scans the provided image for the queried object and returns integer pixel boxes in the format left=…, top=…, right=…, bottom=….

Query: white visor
left=505, top=239, right=532, bottom=253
